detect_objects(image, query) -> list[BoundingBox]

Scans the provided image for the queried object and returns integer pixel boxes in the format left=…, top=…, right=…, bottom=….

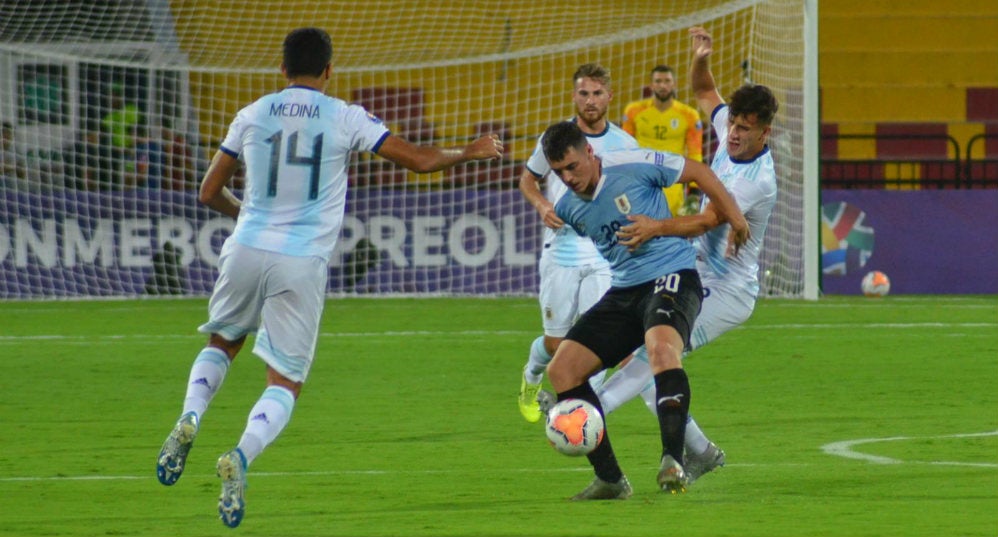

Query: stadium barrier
left=818, top=133, right=998, bottom=189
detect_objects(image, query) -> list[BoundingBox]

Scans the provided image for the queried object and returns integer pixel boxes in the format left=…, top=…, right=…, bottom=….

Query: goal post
left=0, top=0, right=816, bottom=299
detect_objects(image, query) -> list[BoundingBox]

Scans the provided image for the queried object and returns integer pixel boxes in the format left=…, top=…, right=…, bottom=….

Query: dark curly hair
left=728, top=84, right=778, bottom=126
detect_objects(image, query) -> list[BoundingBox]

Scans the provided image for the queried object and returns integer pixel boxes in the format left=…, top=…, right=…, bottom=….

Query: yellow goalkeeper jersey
left=621, top=98, right=703, bottom=162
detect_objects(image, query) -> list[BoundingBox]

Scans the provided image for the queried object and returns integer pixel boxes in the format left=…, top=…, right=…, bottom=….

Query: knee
left=208, top=333, right=245, bottom=360
left=645, top=339, right=683, bottom=371
left=542, top=335, right=562, bottom=357
left=267, top=367, right=302, bottom=399
left=546, top=344, right=598, bottom=392
left=546, top=357, right=571, bottom=390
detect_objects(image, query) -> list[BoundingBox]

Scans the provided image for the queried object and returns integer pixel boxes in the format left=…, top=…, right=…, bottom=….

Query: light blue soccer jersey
left=219, top=85, right=390, bottom=261
left=525, top=121, right=638, bottom=266
left=698, top=105, right=777, bottom=297
left=554, top=149, right=696, bottom=287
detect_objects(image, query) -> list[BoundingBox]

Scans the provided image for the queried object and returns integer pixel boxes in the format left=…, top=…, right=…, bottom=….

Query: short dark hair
left=283, top=27, right=333, bottom=78
left=2, top=122, right=12, bottom=131
left=651, top=65, right=674, bottom=76
left=542, top=121, right=587, bottom=163
left=728, top=84, right=778, bottom=126
left=572, top=63, right=611, bottom=88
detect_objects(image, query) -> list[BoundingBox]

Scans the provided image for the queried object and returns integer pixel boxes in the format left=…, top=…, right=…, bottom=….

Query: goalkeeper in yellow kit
left=621, top=65, right=704, bottom=216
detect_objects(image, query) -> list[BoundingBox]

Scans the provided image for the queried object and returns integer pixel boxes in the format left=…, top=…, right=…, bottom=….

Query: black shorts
left=565, top=268, right=703, bottom=369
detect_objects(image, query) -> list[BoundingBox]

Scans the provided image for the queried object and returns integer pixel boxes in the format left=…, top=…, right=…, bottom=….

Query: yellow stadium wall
left=820, top=0, right=998, bottom=159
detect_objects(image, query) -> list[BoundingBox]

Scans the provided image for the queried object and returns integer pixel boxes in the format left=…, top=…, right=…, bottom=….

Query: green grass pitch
left=0, top=295, right=996, bottom=536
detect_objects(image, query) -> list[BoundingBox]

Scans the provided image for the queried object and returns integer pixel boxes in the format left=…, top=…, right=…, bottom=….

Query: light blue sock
left=685, top=415, right=712, bottom=455
left=523, top=336, right=551, bottom=384
left=237, top=385, right=296, bottom=466
left=182, top=347, right=230, bottom=420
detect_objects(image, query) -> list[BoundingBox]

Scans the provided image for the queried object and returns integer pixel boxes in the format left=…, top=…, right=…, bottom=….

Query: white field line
left=5, top=440, right=996, bottom=484
left=0, top=462, right=857, bottom=484
left=821, top=430, right=998, bottom=468
left=1, top=321, right=995, bottom=343
left=0, top=466, right=596, bottom=483
left=741, top=322, right=997, bottom=329
left=0, top=298, right=993, bottom=316
left=767, top=300, right=997, bottom=308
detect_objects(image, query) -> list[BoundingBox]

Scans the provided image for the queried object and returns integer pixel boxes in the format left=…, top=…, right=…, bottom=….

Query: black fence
left=822, top=133, right=998, bottom=189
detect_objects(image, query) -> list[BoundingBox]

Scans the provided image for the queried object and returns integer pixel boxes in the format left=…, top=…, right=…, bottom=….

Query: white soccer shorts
left=687, top=284, right=755, bottom=352
left=199, top=241, right=328, bottom=383
left=537, top=253, right=612, bottom=338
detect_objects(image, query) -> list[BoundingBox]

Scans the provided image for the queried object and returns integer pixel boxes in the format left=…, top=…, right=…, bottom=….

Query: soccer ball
left=544, top=398, right=605, bottom=456
left=861, top=270, right=891, bottom=297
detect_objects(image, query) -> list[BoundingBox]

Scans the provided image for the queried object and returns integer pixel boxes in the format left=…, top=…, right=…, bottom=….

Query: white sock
left=685, top=415, right=712, bottom=455
left=588, top=369, right=608, bottom=392
left=597, top=348, right=654, bottom=415
left=523, top=336, right=551, bottom=384
left=237, top=385, right=296, bottom=466
left=182, top=347, right=230, bottom=420
left=639, top=384, right=658, bottom=415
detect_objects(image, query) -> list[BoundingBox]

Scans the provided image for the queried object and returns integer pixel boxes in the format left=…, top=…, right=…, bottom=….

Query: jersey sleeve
left=219, top=107, right=251, bottom=158
left=621, top=102, right=639, bottom=136
left=553, top=196, right=583, bottom=236
left=602, top=148, right=686, bottom=188
left=341, top=104, right=391, bottom=153
left=683, top=107, right=704, bottom=162
left=524, top=135, right=549, bottom=178
left=710, top=104, right=729, bottom=147
left=649, top=150, right=686, bottom=188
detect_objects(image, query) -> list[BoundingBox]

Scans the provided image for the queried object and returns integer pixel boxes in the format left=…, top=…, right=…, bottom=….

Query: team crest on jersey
left=614, top=194, right=632, bottom=214
left=366, top=112, right=383, bottom=124
left=544, top=307, right=553, bottom=320
left=671, top=118, right=680, bottom=129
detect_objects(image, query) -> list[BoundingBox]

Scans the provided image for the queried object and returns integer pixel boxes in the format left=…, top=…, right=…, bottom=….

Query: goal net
left=0, top=0, right=812, bottom=299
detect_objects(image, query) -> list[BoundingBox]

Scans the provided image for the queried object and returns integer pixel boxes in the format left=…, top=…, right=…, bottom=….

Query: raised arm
left=689, top=26, right=724, bottom=116
left=376, top=133, right=503, bottom=173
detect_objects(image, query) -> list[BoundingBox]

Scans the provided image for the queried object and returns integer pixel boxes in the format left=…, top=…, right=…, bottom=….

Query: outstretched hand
left=466, top=134, right=504, bottom=161
left=689, top=26, right=713, bottom=60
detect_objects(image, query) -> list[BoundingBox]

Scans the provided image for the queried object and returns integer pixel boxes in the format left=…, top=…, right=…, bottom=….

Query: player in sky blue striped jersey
left=516, top=63, right=639, bottom=424
left=155, top=27, right=502, bottom=528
